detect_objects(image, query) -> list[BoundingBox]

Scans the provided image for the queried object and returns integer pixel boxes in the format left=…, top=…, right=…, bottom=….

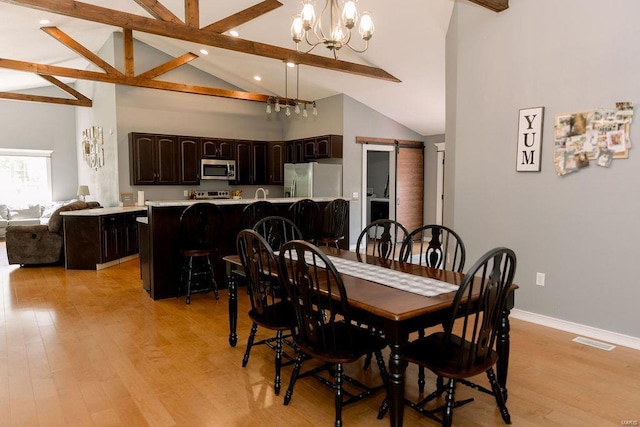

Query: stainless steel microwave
left=201, top=159, right=236, bottom=180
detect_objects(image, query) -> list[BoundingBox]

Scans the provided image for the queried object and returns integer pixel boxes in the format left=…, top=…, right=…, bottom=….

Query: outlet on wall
left=536, top=272, right=545, bottom=286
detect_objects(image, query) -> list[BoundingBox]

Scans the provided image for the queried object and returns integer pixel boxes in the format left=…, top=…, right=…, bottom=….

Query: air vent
left=572, top=336, right=616, bottom=351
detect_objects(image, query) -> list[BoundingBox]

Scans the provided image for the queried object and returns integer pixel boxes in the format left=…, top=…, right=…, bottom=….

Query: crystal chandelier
left=291, top=0, right=375, bottom=59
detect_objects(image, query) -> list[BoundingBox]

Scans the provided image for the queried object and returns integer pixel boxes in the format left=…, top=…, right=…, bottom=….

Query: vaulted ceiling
left=0, top=0, right=507, bottom=135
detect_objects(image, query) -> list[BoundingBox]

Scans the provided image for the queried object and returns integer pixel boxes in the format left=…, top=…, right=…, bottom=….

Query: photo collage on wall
left=553, top=102, right=633, bottom=176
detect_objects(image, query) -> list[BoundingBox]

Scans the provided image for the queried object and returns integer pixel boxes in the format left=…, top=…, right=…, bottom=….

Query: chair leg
left=274, top=330, right=283, bottom=395
left=443, top=378, right=456, bottom=427
left=334, top=363, right=344, bottom=427
left=377, top=397, right=389, bottom=420
left=363, top=352, right=372, bottom=370
left=205, top=256, right=219, bottom=299
left=284, top=352, right=304, bottom=405
left=487, top=368, right=511, bottom=424
left=418, top=329, right=426, bottom=393
left=242, top=323, right=258, bottom=367
left=186, top=257, right=194, bottom=304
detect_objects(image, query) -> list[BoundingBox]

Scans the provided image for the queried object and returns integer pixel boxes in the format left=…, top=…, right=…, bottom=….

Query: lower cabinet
left=64, top=210, right=147, bottom=270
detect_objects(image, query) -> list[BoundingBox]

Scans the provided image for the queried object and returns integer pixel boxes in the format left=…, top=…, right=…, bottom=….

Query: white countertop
left=146, top=197, right=353, bottom=207
left=60, top=206, right=147, bottom=216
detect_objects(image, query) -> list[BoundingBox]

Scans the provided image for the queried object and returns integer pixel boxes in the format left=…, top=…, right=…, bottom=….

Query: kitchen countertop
left=60, top=206, right=147, bottom=216
left=145, top=196, right=352, bottom=207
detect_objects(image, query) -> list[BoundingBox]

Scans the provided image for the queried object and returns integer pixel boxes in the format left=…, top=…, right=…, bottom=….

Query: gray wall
left=448, top=0, right=640, bottom=338
left=0, top=86, right=78, bottom=201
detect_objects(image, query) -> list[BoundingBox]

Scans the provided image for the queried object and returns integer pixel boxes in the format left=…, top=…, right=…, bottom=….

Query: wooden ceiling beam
left=41, top=26, right=122, bottom=76
left=37, top=73, right=92, bottom=104
left=184, top=0, right=199, bottom=29
left=203, top=0, right=283, bottom=34
left=0, top=90, right=92, bottom=106
left=0, top=57, right=311, bottom=105
left=132, top=0, right=182, bottom=24
left=467, top=0, right=509, bottom=12
left=137, top=52, right=198, bottom=79
left=123, top=28, right=135, bottom=76
left=0, top=0, right=400, bottom=82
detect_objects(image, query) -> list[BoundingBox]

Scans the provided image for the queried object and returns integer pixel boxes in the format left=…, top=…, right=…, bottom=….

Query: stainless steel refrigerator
left=283, top=162, right=343, bottom=197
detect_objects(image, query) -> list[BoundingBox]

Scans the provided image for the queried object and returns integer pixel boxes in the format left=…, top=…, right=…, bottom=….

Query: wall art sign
left=553, top=102, right=633, bottom=176
left=516, top=107, right=544, bottom=172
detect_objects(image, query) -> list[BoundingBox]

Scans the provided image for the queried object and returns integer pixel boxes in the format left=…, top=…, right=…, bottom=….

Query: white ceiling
left=0, top=0, right=457, bottom=136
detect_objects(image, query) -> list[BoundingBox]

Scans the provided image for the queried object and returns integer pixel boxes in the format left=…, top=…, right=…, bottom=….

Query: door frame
left=361, top=144, right=396, bottom=232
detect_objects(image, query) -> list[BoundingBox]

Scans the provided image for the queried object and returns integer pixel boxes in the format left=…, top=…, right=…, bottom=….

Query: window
left=0, top=149, right=53, bottom=206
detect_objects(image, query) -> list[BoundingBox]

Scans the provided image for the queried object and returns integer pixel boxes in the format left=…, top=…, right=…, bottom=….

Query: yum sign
left=516, top=107, right=544, bottom=172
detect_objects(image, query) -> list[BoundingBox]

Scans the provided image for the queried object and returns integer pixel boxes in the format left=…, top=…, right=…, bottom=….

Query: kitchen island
left=140, top=197, right=349, bottom=300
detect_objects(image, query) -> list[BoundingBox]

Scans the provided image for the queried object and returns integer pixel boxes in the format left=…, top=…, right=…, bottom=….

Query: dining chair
left=279, top=240, right=389, bottom=427
left=236, top=229, right=296, bottom=395
left=377, top=247, right=517, bottom=426
left=240, top=200, right=278, bottom=229
left=287, top=198, right=319, bottom=242
left=315, top=198, right=349, bottom=248
left=178, top=202, right=223, bottom=304
left=253, top=215, right=303, bottom=251
left=356, top=219, right=410, bottom=262
left=400, top=224, right=466, bottom=272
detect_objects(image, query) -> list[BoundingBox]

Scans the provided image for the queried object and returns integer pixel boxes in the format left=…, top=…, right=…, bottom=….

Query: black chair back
left=179, top=202, right=223, bottom=251
left=443, top=247, right=516, bottom=370
left=253, top=215, right=303, bottom=251
left=356, top=219, right=410, bottom=261
left=241, top=200, right=278, bottom=229
left=316, top=198, right=349, bottom=247
left=279, top=240, right=351, bottom=355
left=400, top=224, right=466, bottom=272
left=288, top=198, right=319, bottom=241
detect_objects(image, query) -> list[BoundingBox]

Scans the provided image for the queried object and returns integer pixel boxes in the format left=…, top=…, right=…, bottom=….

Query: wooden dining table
left=223, top=247, right=517, bottom=427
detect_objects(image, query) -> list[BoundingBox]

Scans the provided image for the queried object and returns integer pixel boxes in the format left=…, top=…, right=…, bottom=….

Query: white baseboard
left=510, top=309, right=640, bottom=351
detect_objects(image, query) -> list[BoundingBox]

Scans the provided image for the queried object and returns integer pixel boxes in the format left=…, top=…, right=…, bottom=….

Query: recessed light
left=229, top=30, right=239, bottom=37
left=39, top=19, right=51, bottom=25
left=254, top=76, right=262, bottom=81
left=286, top=62, right=296, bottom=68
left=199, top=49, right=209, bottom=55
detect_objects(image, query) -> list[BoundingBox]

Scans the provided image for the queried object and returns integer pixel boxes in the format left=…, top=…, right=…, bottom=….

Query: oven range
left=195, top=190, right=230, bottom=199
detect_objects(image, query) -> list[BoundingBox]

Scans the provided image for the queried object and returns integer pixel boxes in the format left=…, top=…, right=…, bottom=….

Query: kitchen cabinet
left=286, top=140, right=304, bottom=163
left=303, top=135, right=343, bottom=160
left=268, top=141, right=285, bottom=185
left=129, top=133, right=179, bottom=185
left=202, top=138, right=234, bottom=159
left=235, top=140, right=268, bottom=185
left=178, top=137, right=200, bottom=184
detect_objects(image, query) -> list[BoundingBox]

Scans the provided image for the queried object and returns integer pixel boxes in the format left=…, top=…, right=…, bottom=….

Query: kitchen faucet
left=254, top=187, right=267, bottom=200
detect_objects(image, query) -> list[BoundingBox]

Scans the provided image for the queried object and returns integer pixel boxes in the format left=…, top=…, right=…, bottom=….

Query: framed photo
left=516, top=107, right=544, bottom=172
left=120, top=192, right=135, bottom=207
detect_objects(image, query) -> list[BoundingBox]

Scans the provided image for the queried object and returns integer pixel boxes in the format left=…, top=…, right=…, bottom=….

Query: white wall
left=0, top=87, right=78, bottom=201
left=448, top=0, right=640, bottom=338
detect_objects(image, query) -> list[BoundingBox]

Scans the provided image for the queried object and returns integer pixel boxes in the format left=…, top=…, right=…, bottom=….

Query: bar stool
left=315, top=198, right=349, bottom=248
left=178, top=202, right=223, bottom=304
left=287, top=198, right=319, bottom=242
left=240, top=200, right=277, bottom=229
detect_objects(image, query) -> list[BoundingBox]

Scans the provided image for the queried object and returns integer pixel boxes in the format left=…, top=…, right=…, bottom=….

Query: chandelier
left=291, top=0, right=375, bottom=59
left=266, top=62, right=317, bottom=117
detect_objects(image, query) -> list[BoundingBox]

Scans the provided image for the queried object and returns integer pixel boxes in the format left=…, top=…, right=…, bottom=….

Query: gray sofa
left=6, top=200, right=101, bottom=266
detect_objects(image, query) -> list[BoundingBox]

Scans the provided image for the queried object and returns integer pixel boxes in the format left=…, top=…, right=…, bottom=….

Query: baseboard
left=511, top=309, right=640, bottom=351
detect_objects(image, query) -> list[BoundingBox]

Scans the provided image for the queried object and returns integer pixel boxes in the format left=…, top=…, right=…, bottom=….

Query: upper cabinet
left=234, top=140, right=268, bottom=186
left=130, top=133, right=179, bottom=185
left=268, top=142, right=285, bottom=185
left=202, top=138, right=234, bottom=159
left=287, top=135, right=343, bottom=162
left=286, top=140, right=304, bottom=163
left=178, top=137, right=200, bottom=185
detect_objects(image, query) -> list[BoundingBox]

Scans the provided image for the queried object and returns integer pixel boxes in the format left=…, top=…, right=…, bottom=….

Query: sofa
left=0, top=203, right=45, bottom=239
left=5, top=200, right=101, bottom=266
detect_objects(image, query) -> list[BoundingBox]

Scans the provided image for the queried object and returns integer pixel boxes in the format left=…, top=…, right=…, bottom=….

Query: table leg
left=496, top=306, right=511, bottom=401
left=227, top=270, right=238, bottom=347
left=386, top=326, right=408, bottom=427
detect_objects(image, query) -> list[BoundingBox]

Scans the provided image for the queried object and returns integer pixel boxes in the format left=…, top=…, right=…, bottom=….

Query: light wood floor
left=1, top=241, right=639, bottom=426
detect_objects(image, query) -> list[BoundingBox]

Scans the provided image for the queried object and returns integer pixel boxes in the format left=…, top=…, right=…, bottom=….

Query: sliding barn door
left=396, top=144, right=424, bottom=233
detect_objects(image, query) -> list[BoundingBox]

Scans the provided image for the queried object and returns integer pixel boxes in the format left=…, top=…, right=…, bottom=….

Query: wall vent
left=572, top=336, right=616, bottom=351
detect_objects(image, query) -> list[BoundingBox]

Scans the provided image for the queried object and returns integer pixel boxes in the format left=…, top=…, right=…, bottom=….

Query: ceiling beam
left=203, top=0, right=283, bottom=34
left=123, top=28, right=135, bottom=76
left=184, top=0, right=199, bottom=29
left=137, top=52, right=198, bottom=79
left=37, top=73, right=92, bottom=104
left=0, top=57, right=311, bottom=105
left=0, top=0, right=400, bottom=82
left=132, top=0, right=182, bottom=24
left=0, top=90, right=92, bottom=106
left=467, top=0, right=509, bottom=12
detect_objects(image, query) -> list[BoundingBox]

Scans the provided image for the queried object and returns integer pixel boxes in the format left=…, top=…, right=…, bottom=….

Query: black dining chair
left=279, top=240, right=389, bottom=427
left=253, top=215, right=303, bottom=251
left=236, top=229, right=296, bottom=395
left=287, top=198, right=319, bottom=242
left=400, top=224, right=466, bottom=272
left=240, top=200, right=278, bottom=229
left=315, top=198, right=349, bottom=248
left=356, top=219, right=410, bottom=262
left=178, top=202, right=223, bottom=304
left=378, top=247, right=517, bottom=426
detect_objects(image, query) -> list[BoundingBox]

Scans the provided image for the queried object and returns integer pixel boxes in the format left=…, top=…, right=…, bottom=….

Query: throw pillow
left=10, top=204, right=41, bottom=219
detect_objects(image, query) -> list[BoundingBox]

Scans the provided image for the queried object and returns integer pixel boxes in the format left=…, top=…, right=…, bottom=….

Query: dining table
left=223, top=247, right=518, bottom=427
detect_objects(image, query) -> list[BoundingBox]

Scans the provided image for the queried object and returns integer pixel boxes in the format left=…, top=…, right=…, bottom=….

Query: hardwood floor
left=0, top=241, right=638, bottom=426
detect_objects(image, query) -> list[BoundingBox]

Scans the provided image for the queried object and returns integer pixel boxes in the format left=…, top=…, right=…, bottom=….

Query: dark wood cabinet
left=304, top=135, right=343, bottom=160
left=286, top=140, right=304, bottom=163
left=178, top=137, right=200, bottom=184
left=202, top=138, right=234, bottom=159
left=234, top=140, right=268, bottom=185
left=268, top=142, right=285, bottom=185
left=130, top=133, right=179, bottom=185
left=64, top=210, right=147, bottom=270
